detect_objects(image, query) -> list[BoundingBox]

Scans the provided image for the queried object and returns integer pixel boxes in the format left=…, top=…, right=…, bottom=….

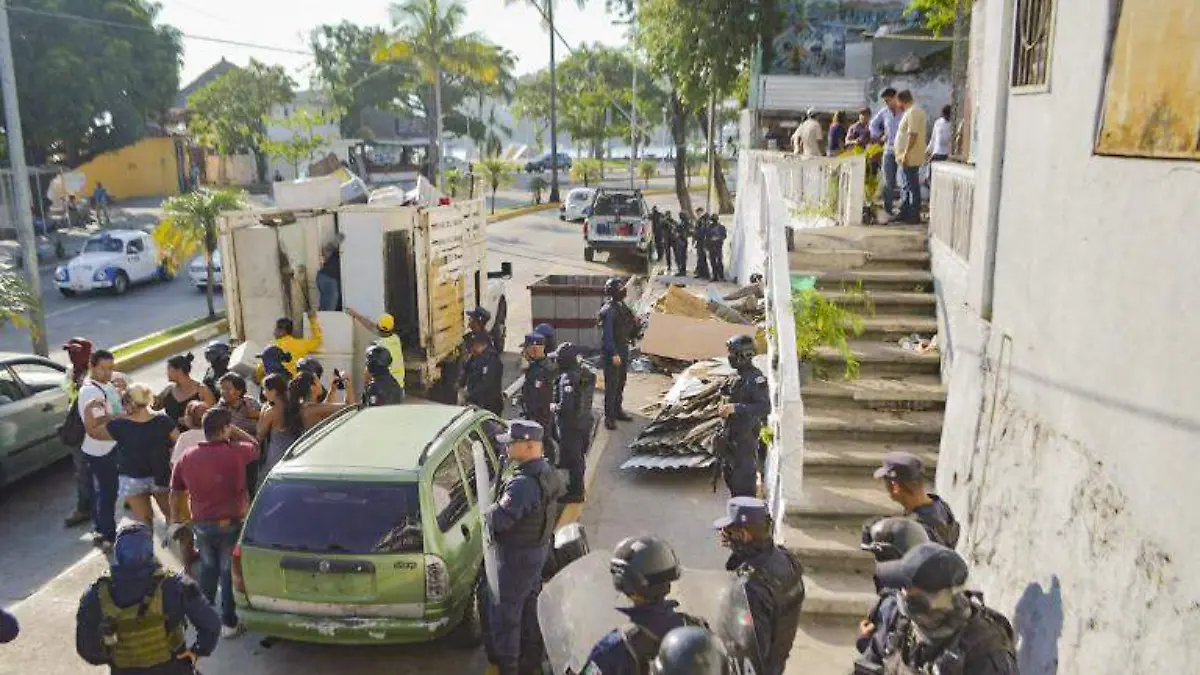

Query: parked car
left=582, top=188, right=651, bottom=270
left=0, top=354, right=71, bottom=488
left=559, top=188, right=595, bottom=222
left=524, top=152, right=572, bottom=173
left=233, top=403, right=503, bottom=645
left=53, top=230, right=171, bottom=297
left=187, top=251, right=222, bottom=291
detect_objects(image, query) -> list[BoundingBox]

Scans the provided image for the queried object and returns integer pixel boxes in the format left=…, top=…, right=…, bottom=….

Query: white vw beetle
left=54, top=230, right=172, bottom=297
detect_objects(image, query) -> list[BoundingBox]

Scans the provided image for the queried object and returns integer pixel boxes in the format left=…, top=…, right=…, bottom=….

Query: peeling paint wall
left=935, top=0, right=1200, bottom=672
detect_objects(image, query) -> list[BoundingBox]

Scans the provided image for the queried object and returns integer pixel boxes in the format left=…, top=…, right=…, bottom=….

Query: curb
left=112, top=317, right=229, bottom=373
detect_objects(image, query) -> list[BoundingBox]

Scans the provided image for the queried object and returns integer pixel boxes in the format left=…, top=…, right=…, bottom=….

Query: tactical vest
left=598, top=301, right=636, bottom=348
left=619, top=613, right=708, bottom=675
left=882, top=596, right=1016, bottom=675
left=740, top=547, right=806, bottom=675
left=493, top=468, right=557, bottom=549
left=96, top=571, right=185, bottom=669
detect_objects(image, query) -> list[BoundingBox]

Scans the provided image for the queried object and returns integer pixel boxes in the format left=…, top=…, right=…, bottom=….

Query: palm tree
left=0, top=271, right=36, bottom=331
left=529, top=175, right=549, bottom=204
left=155, top=189, right=246, bottom=320
left=476, top=157, right=515, bottom=214
left=638, top=160, right=656, bottom=187
left=376, top=0, right=501, bottom=190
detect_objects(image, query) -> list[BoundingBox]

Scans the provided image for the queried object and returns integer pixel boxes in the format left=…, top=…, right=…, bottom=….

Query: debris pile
left=621, top=359, right=737, bottom=471
left=639, top=285, right=763, bottom=372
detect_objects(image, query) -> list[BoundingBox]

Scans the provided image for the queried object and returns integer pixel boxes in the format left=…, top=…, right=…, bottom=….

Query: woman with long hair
left=154, top=353, right=215, bottom=430
left=283, top=370, right=355, bottom=440
left=257, top=373, right=294, bottom=475
left=92, top=383, right=178, bottom=525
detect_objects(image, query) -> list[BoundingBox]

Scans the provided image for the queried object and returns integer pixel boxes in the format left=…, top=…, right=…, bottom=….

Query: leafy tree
left=638, top=160, right=656, bottom=187
left=188, top=60, right=295, bottom=184
left=444, top=167, right=464, bottom=197
left=263, top=108, right=341, bottom=177
left=0, top=272, right=37, bottom=332
left=557, top=45, right=632, bottom=169
left=5, top=0, right=182, bottom=165
left=310, top=22, right=415, bottom=138
left=905, top=0, right=962, bottom=35
left=570, top=158, right=602, bottom=187
left=529, top=175, right=549, bottom=204
left=154, top=189, right=246, bottom=319
left=512, top=71, right=552, bottom=151
left=475, top=157, right=514, bottom=214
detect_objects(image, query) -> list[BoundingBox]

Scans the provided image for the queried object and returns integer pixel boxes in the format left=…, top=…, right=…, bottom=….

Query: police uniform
left=553, top=344, right=587, bottom=501
left=707, top=219, right=727, bottom=282
left=855, top=518, right=931, bottom=671
left=672, top=216, right=691, bottom=276
left=650, top=207, right=668, bottom=263
left=363, top=375, right=405, bottom=407
left=467, top=307, right=500, bottom=352
left=873, top=453, right=962, bottom=548
left=693, top=214, right=711, bottom=279
left=720, top=360, right=770, bottom=498
left=485, top=421, right=567, bottom=675
left=874, top=544, right=1018, bottom=675
left=660, top=213, right=676, bottom=269
left=598, top=284, right=637, bottom=427
left=76, top=524, right=220, bottom=674
left=521, top=335, right=556, bottom=433
left=462, top=339, right=505, bottom=416
left=715, top=498, right=806, bottom=675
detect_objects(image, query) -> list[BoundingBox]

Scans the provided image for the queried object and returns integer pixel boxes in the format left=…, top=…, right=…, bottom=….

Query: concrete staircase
left=781, top=226, right=945, bottom=673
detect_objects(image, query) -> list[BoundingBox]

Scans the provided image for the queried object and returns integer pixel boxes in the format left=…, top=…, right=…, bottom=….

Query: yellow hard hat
left=376, top=313, right=395, bottom=332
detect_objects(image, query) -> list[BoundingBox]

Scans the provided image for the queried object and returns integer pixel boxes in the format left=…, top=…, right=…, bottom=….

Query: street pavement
left=0, top=192, right=706, bottom=674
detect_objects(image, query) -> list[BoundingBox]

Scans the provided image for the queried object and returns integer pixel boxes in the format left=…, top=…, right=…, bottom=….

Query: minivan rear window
left=242, top=480, right=423, bottom=554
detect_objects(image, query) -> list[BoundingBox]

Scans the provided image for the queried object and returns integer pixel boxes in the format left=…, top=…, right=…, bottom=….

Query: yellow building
left=71, top=136, right=189, bottom=200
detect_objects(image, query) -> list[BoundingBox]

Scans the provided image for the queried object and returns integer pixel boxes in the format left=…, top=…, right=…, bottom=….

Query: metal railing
left=930, top=161, right=976, bottom=261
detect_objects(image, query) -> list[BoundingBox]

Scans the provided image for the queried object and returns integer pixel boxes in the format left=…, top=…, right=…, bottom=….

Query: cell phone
left=333, top=368, right=346, bottom=391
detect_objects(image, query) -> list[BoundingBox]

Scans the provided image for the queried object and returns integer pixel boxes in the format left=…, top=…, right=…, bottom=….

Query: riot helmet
left=203, top=340, right=231, bottom=366
left=650, top=626, right=730, bottom=675
left=726, top=334, right=756, bottom=369
left=604, top=277, right=627, bottom=300
left=366, top=343, right=394, bottom=376
left=610, top=535, right=681, bottom=601
left=555, top=342, right=579, bottom=370
left=534, top=323, right=558, bottom=352
left=860, top=517, right=930, bottom=563
left=296, top=356, right=324, bottom=379
left=259, top=345, right=292, bottom=375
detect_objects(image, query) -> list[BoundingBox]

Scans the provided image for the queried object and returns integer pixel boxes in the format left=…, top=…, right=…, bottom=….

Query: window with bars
left=1011, top=0, right=1056, bottom=90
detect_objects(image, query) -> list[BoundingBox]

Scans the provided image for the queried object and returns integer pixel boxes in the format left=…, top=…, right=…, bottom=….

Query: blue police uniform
left=672, top=216, right=691, bottom=276
left=721, top=363, right=771, bottom=497
left=461, top=342, right=504, bottom=416
left=693, top=216, right=711, bottom=279
left=484, top=421, right=566, bottom=675
left=521, top=335, right=556, bottom=434
left=553, top=355, right=586, bottom=501
left=857, top=590, right=902, bottom=665
left=598, top=296, right=636, bottom=425
left=583, top=600, right=702, bottom=675
left=707, top=221, right=727, bottom=282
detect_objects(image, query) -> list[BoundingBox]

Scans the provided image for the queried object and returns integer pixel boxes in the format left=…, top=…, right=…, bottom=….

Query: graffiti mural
left=769, top=0, right=914, bottom=76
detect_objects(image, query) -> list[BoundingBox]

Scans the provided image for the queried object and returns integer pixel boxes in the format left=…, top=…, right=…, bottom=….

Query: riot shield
left=537, top=551, right=760, bottom=675
left=472, top=439, right=500, bottom=602
left=714, top=578, right=759, bottom=675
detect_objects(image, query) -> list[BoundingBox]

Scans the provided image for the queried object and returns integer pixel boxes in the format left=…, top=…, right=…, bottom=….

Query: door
left=7, top=360, right=71, bottom=472
left=429, top=446, right=477, bottom=610
left=0, top=365, right=44, bottom=483
left=124, top=237, right=151, bottom=281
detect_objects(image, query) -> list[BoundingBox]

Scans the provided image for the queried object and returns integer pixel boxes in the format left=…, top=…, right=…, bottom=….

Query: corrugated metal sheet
left=620, top=454, right=717, bottom=471
left=759, top=76, right=868, bottom=113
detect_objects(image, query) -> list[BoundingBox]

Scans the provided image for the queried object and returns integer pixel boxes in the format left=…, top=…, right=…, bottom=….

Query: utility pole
left=547, top=0, right=561, bottom=203
left=628, top=2, right=638, bottom=190
left=0, top=0, right=48, bottom=356
left=705, top=89, right=716, bottom=214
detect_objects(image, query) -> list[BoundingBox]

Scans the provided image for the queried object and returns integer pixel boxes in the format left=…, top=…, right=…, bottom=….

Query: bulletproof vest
left=619, top=612, right=708, bottom=675
left=493, top=467, right=558, bottom=549
left=739, top=547, right=806, bottom=674
left=914, top=503, right=962, bottom=549
left=96, top=571, right=185, bottom=669
left=882, top=595, right=1016, bottom=675
left=522, top=360, right=554, bottom=423
left=598, top=300, right=636, bottom=347
left=365, top=376, right=406, bottom=407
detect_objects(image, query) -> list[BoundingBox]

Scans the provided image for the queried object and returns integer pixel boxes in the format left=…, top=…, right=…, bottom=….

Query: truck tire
left=111, top=272, right=129, bottom=296
left=59, top=288, right=76, bottom=298
left=449, top=578, right=485, bottom=648
left=584, top=246, right=594, bottom=262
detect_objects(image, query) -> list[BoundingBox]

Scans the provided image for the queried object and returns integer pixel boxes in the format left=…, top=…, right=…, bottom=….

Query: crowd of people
left=644, top=205, right=728, bottom=282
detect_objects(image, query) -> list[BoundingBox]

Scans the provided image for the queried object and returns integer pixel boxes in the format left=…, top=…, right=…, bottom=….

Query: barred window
left=1011, top=0, right=1056, bottom=90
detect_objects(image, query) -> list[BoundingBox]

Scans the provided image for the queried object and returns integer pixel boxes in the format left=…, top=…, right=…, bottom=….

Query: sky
left=158, top=0, right=632, bottom=89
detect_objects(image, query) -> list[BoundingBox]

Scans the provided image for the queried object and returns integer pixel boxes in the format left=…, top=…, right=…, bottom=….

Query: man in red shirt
left=170, top=408, right=260, bottom=638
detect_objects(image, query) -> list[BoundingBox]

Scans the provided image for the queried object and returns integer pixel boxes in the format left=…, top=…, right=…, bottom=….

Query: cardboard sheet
left=640, top=313, right=757, bottom=362
left=655, top=285, right=715, bottom=320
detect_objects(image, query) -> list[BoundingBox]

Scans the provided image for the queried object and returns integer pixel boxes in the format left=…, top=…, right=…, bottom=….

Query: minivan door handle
left=460, top=523, right=471, bottom=540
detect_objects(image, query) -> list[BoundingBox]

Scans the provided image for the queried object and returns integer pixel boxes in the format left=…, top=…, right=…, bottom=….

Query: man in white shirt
left=927, top=105, right=952, bottom=162
left=78, top=349, right=123, bottom=550
left=893, top=90, right=927, bottom=224
left=791, top=108, right=824, bottom=157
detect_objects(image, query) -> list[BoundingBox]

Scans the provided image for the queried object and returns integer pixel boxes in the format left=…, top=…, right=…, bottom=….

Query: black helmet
left=467, top=306, right=492, bottom=323
left=555, top=342, right=579, bottom=369
left=604, top=277, right=626, bottom=298
left=260, top=345, right=292, bottom=375
left=203, top=340, right=230, bottom=364
left=650, top=626, right=730, bottom=675
left=726, top=334, right=756, bottom=369
left=366, top=343, right=393, bottom=374
left=610, top=536, right=681, bottom=600
left=296, top=356, right=324, bottom=379
left=860, top=517, right=931, bottom=562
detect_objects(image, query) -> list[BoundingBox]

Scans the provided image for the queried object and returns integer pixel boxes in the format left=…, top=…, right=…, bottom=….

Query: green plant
left=637, top=160, right=657, bottom=187
left=570, top=158, right=602, bottom=187
left=529, top=175, right=549, bottom=204
left=0, top=271, right=37, bottom=331
left=444, top=168, right=464, bottom=197
left=476, top=157, right=515, bottom=214
left=155, top=189, right=247, bottom=319
left=793, top=288, right=865, bottom=380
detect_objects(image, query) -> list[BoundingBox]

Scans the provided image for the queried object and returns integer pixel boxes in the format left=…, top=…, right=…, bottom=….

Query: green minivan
left=232, top=403, right=505, bottom=645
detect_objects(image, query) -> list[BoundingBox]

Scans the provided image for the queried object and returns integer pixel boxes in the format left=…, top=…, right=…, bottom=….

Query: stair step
left=805, top=440, right=940, bottom=477
left=803, top=375, right=945, bottom=411
left=785, top=615, right=862, bottom=675
left=804, top=408, right=944, bottom=443
left=789, top=248, right=932, bottom=272
left=785, top=475, right=903, bottom=526
left=825, top=290, right=936, bottom=317
left=801, top=568, right=879, bottom=618
left=790, top=224, right=929, bottom=255
left=795, top=268, right=934, bottom=293
left=780, top=519, right=875, bottom=575
left=856, top=315, right=939, bottom=341
left=812, top=341, right=942, bottom=378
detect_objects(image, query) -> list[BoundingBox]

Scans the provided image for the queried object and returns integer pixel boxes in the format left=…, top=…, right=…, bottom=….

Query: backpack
left=57, top=387, right=91, bottom=446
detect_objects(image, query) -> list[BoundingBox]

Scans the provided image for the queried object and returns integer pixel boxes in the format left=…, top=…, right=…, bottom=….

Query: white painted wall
left=935, top=1, right=1200, bottom=672
left=265, top=91, right=345, bottom=181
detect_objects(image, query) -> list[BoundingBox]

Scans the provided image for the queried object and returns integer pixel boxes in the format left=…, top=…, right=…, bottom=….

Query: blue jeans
left=316, top=272, right=340, bottom=311
left=882, top=151, right=899, bottom=214
left=192, top=521, right=242, bottom=627
left=900, top=165, right=922, bottom=222
left=85, top=452, right=118, bottom=541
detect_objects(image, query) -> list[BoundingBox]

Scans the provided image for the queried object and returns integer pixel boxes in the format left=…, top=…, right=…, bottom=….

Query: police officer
left=649, top=205, right=667, bottom=263
left=693, top=208, right=711, bottom=279
left=200, top=340, right=230, bottom=401
left=520, top=332, right=555, bottom=433
left=485, top=421, right=566, bottom=675
left=76, top=522, right=220, bottom=674
left=363, top=343, right=406, bottom=407
left=707, top=216, right=728, bottom=282
left=660, top=211, right=676, bottom=270
left=717, top=335, right=769, bottom=497
left=873, top=452, right=961, bottom=548
left=582, top=536, right=708, bottom=675
left=461, top=331, right=504, bottom=415
left=672, top=212, right=691, bottom=277
left=714, top=497, right=805, bottom=675
left=855, top=518, right=931, bottom=671
left=534, top=323, right=558, bottom=354
left=467, top=306, right=498, bottom=350
left=652, top=626, right=731, bottom=675
left=346, top=309, right=408, bottom=396
left=552, top=342, right=586, bottom=503
left=873, top=544, right=1018, bottom=675
left=598, top=277, right=637, bottom=430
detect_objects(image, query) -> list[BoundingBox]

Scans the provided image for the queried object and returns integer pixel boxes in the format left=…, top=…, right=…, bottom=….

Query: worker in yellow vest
left=346, top=307, right=407, bottom=390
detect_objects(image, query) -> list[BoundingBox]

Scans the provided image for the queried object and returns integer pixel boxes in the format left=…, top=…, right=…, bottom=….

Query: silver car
left=187, top=250, right=223, bottom=291
left=0, top=354, right=71, bottom=488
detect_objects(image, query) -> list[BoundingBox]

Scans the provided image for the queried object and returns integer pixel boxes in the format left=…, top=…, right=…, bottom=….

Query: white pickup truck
left=582, top=188, right=651, bottom=271
left=54, top=230, right=172, bottom=297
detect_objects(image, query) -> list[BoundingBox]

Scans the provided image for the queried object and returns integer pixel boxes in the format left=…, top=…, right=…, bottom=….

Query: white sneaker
left=220, top=623, right=246, bottom=639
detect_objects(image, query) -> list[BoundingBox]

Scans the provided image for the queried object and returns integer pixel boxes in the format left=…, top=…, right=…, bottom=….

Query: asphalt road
left=0, top=192, right=698, bottom=675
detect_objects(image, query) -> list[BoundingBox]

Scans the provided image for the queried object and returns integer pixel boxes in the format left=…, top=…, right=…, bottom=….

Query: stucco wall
left=937, top=0, right=1200, bottom=672
left=72, top=137, right=184, bottom=200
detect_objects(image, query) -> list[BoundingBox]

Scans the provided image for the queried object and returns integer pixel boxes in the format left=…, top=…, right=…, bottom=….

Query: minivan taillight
left=232, top=543, right=245, bottom=593
left=424, top=555, right=449, bottom=602
left=583, top=219, right=589, bottom=236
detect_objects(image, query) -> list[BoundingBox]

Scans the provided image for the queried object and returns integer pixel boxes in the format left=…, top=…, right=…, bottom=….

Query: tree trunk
left=669, top=92, right=692, bottom=214
left=204, top=249, right=216, bottom=320
left=949, top=0, right=971, bottom=158
left=695, top=110, right=734, bottom=214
